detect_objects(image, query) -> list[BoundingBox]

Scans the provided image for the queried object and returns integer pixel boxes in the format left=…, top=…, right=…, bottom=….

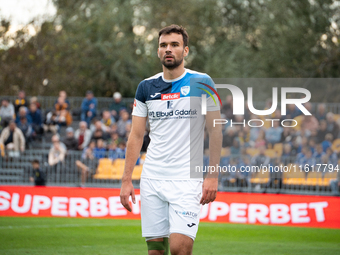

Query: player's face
left=158, top=33, right=189, bottom=70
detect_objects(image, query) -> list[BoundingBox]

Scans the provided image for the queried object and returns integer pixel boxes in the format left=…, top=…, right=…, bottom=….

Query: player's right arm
left=120, top=115, right=147, bottom=212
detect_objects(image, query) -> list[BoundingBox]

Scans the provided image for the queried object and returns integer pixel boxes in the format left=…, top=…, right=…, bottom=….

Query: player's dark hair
left=158, top=24, right=189, bottom=47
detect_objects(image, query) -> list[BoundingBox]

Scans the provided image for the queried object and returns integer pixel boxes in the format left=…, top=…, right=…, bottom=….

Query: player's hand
left=200, top=178, right=218, bottom=205
left=120, top=179, right=136, bottom=212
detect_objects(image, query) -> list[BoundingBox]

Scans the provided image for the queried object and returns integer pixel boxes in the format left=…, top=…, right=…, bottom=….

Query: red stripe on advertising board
left=0, top=186, right=339, bottom=228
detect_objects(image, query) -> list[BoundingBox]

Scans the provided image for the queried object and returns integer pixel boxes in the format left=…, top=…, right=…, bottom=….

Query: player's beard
left=161, top=53, right=184, bottom=70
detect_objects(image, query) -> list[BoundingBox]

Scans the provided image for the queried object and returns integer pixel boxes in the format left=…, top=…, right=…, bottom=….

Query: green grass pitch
left=0, top=217, right=339, bottom=254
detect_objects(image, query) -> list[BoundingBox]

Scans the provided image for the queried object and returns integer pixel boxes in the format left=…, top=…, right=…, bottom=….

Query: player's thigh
left=168, top=180, right=202, bottom=241
left=141, top=178, right=170, bottom=237
left=169, top=233, right=193, bottom=255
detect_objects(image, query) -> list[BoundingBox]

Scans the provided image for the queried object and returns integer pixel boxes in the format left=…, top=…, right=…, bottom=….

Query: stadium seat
left=264, top=149, right=277, bottom=158
left=93, top=158, right=115, bottom=179
left=132, top=165, right=143, bottom=180
left=331, top=139, right=340, bottom=153
left=319, top=171, right=337, bottom=186
left=293, top=115, right=304, bottom=130
left=282, top=164, right=306, bottom=185
left=246, top=148, right=259, bottom=157
left=304, top=171, right=322, bottom=186
left=93, top=158, right=143, bottom=180
left=273, top=143, right=283, bottom=157
left=250, top=168, right=269, bottom=184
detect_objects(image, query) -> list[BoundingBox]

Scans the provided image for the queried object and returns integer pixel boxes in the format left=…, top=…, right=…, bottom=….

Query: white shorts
left=140, top=178, right=203, bottom=241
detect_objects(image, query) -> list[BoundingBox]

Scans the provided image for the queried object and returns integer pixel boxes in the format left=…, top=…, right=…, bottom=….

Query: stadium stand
left=0, top=94, right=339, bottom=195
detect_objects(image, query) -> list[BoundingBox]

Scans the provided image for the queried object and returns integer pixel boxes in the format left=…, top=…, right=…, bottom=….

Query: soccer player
left=120, top=24, right=222, bottom=255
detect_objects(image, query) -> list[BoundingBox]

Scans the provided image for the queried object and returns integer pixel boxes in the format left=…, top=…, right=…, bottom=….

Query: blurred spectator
left=249, top=125, right=262, bottom=146
left=254, top=129, right=266, bottom=148
left=285, top=104, right=301, bottom=119
left=265, top=121, right=283, bottom=146
left=14, top=90, right=29, bottom=114
left=110, top=92, right=125, bottom=121
left=0, top=121, right=25, bottom=155
left=308, top=138, right=317, bottom=154
left=238, top=127, right=250, bottom=147
left=30, top=96, right=41, bottom=109
left=15, top=106, right=32, bottom=125
left=28, top=102, right=43, bottom=136
left=281, top=143, right=294, bottom=165
left=16, top=116, right=33, bottom=146
left=222, top=127, right=236, bottom=148
left=101, top=110, right=115, bottom=132
left=315, top=103, right=327, bottom=121
left=0, top=98, right=15, bottom=127
left=117, top=110, right=131, bottom=137
left=93, top=139, right=107, bottom=158
left=55, top=96, right=72, bottom=126
left=230, top=138, right=241, bottom=158
left=29, top=160, right=46, bottom=186
left=75, top=140, right=97, bottom=187
left=301, top=115, right=319, bottom=133
left=316, top=120, right=328, bottom=143
left=251, top=146, right=270, bottom=167
left=296, top=147, right=315, bottom=168
left=313, top=144, right=326, bottom=164
left=326, top=147, right=338, bottom=168
left=74, top=121, right=92, bottom=150
left=81, top=90, right=97, bottom=126
left=55, top=90, right=70, bottom=109
left=48, top=135, right=67, bottom=167
left=116, top=141, right=127, bottom=158
left=321, top=133, right=333, bottom=152
left=221, top=95, right=233, bottom=120
left=91, top=120, right=109, bottom=141
left=325, top=112, right=339, bottom=139
left=43, top=111, right=59, bottom=134
left=63, top=127, right=78, bottom=151
left=330, top=170, right=340, bottom=195
left=125, top=122, right=132, bottom=140
left=281, top=126, right=294, bottom=143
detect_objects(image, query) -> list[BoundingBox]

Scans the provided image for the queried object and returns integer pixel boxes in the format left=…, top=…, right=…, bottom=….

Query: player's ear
left=157, top=48, right=160, bottom=59
left=183, top=46, right=189, bottom=57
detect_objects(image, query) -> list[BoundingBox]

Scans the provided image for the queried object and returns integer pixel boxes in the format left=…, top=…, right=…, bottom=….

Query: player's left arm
left=200, top=110, right=222, bottom=205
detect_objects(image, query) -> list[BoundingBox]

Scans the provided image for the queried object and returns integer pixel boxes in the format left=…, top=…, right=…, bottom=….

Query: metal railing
left=0, top=150, right=338, bottom=196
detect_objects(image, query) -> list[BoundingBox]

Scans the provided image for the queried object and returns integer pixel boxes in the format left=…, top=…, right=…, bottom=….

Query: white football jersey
left=132, top=69, right=220, bottom=180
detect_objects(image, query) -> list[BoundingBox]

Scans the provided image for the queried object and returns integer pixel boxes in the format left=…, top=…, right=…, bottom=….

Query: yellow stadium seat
left=320, top=171, right=337, bottom=186
left=265, top=149, right=277, bottom=158
left=246, top=148, right=259, bottom=157
left=273, top=143, right=283, bottom=157
left=93, top=158, right=114, bottom=179
left=332, top=139, right=340, bottom=153
left=282, top=164, right=306, bottom=185
left=293, top=115, right=304, bottom=130
left=250, top=169, right=269, bottom=184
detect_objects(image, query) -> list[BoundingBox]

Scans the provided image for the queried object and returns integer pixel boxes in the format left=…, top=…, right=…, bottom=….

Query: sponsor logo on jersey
left=161, top=92, right=180, bottom=100
left=181, top=86, right=190, bottom=96
left=133, top=99, right=137, bottom=107
left=187, top=223, right=196, bottom=228
left=167, top=101, right=174, bottom=109
left=149, top=109, right=197, bottom=118
left=150, top=92, right=161, bottom=98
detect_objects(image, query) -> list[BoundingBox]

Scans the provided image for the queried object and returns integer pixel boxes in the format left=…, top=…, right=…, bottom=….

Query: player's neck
left=162, top=65, right=185, bottom=80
